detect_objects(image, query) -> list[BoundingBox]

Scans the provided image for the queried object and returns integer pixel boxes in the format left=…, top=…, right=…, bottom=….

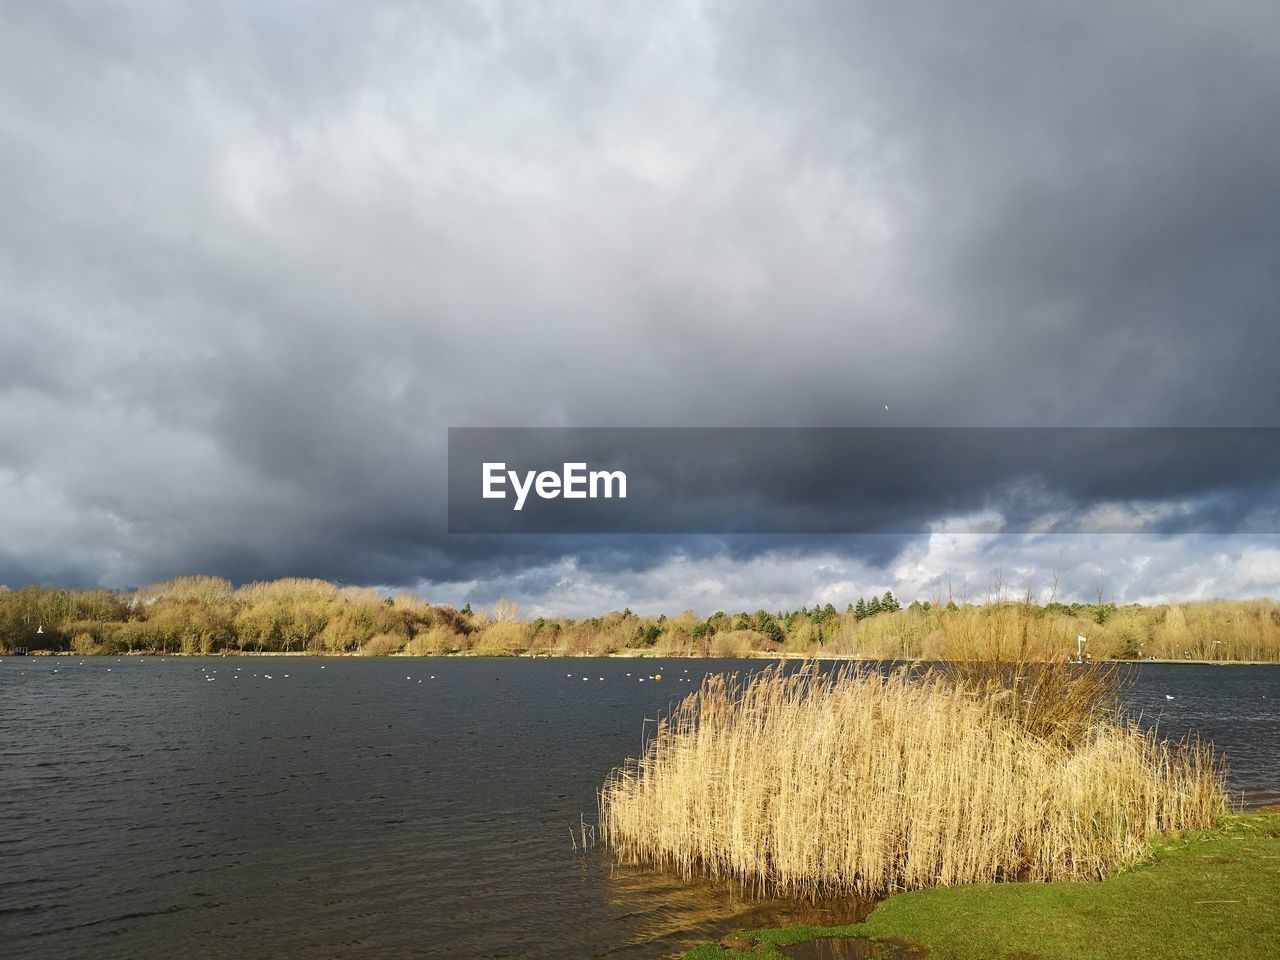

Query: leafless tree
left=491, top=597, right=520, bottom=622
left=986, top=563, right=1007, bottom=604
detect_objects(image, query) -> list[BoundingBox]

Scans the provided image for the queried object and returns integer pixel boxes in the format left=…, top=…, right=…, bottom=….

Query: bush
left=601, top=663, right=1225, bottom=898
left=360, top=632, right=406, bottom=656
left=710, top=629, right=761, bottom=658
left=406, top=625, right=460, bottom=655
left=71, top=632, right=99, bottom=656
left=471, top=621, right=531, bottom=656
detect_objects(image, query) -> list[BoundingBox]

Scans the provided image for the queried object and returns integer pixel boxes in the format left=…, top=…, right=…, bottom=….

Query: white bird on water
left=1165, top=694, right=1175, bottom=700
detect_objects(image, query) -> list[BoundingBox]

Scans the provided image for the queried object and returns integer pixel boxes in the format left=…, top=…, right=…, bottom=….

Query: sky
left=3, top=1, right=1280, bottom=616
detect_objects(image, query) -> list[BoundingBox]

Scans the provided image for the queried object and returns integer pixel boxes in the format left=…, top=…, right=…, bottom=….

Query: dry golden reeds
left=599, top=662, right=1225, bottom=898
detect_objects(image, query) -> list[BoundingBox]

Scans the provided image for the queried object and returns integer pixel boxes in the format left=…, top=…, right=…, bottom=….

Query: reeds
left=599, top=662, right=1225, bottom=898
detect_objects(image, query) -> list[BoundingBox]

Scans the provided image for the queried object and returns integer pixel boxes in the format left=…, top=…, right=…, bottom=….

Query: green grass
left=684, top=813, right=1280, bottom=960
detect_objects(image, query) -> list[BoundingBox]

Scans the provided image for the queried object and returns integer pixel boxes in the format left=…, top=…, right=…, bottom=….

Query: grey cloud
left=2, top=2, right=1280, bottom=603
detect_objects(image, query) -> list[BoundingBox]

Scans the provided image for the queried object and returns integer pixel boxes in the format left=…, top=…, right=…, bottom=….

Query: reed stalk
left=599, top=662, right=1225, bottom=898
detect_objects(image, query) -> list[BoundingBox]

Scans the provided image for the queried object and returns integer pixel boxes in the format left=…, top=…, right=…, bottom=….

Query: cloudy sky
left=3, top=1, right=1280, bottom=615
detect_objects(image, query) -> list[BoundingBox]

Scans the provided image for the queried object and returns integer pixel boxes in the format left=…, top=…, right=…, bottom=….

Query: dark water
left=0, top=657, right=1276, bottom=959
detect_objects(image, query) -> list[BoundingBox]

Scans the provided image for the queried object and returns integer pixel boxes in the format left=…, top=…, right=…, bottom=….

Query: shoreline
left=685, top=812, right=1280, bottom=960
left=11, top=650, right=1280, bottom=665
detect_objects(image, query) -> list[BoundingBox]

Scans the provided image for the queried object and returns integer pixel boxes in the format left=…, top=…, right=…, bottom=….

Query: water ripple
left=1, top=657, right=1277, bottom=959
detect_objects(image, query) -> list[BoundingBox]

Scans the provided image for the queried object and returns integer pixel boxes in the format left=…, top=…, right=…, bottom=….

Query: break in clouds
left=3, top=1, right=1280, bottom=614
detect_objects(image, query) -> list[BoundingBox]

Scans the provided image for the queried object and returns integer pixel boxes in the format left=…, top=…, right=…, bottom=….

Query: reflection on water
left=599, top=860, right=873, bottom=957
left=0, top=656, right=1276, bottom=959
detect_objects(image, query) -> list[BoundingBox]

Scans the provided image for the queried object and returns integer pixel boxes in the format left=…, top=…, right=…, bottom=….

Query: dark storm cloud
left=449, top=428, right=1280, bottom=534
left=709, top=1, right=1280, bottom=424
left=2, top=1, right=1280, bottom=606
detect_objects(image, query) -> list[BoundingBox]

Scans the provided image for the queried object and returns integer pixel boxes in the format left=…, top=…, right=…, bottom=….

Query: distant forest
left=2, top=576, right=1279, bottom=661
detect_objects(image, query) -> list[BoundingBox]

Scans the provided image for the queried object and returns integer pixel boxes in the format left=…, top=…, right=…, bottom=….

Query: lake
left=1, top=657, right=1276, bottom=959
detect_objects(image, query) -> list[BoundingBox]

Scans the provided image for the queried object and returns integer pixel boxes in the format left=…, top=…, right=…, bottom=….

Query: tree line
left=2, top=576, right=1279, bottom=661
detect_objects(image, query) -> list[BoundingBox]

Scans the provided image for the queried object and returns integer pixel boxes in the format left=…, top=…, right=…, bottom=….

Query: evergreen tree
left=757, top=611, right=784, bottom=643
left=868, top=595, right=882, bottom=615
left=854, top=598, right=867, bottom=620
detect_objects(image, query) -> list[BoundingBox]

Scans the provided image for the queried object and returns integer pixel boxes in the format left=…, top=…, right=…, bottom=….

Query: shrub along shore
left=596, top=662, right=1263, bottom=957
left=600, top=662, right=1225, bottom=899
left=4, top=576, right=1280, bottom=661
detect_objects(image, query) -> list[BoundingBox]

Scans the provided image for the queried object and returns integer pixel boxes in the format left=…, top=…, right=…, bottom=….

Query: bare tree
left=491, top=597, right=520, bottom=622
left=986, top=563, right=1007, bottom=605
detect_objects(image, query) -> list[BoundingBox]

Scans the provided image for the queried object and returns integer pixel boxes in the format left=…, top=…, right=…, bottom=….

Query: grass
left=600, top=662, right=1224, bottom=899
left=682, top=812, right=1280, bottom=960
